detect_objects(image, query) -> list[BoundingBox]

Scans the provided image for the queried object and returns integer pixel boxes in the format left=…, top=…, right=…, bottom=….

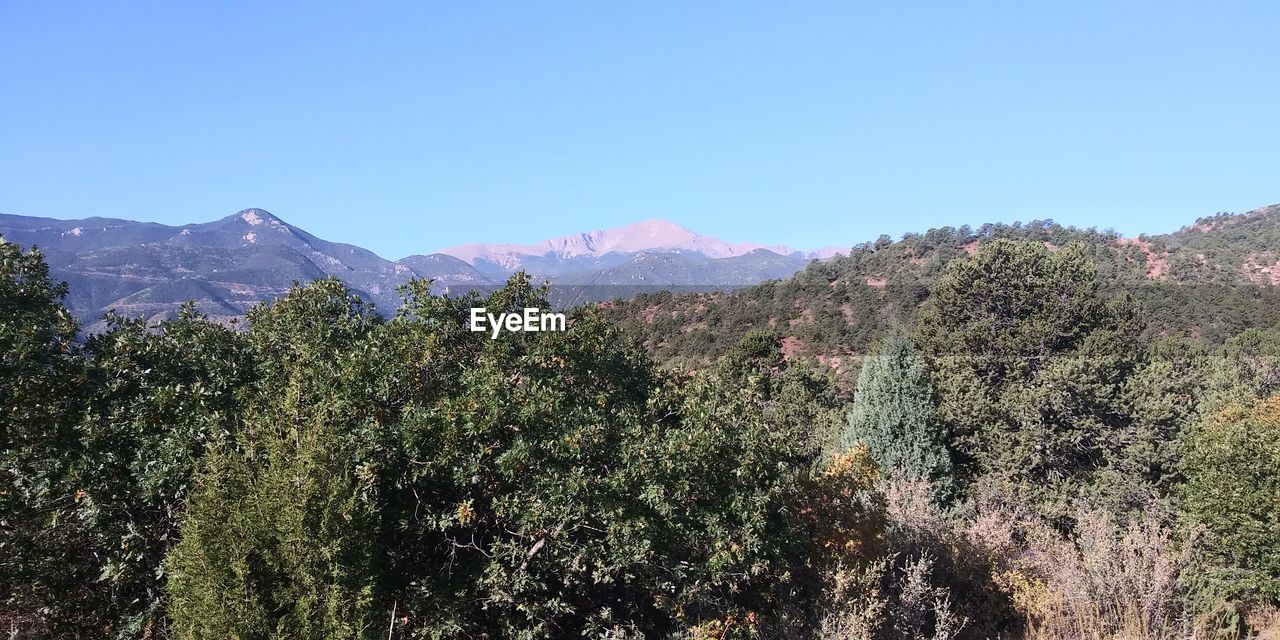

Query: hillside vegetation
left=602, top=205, right=1280, bottom=373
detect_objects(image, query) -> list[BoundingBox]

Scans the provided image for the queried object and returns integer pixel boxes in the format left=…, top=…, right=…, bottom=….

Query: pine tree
left=842, top=335, right=953, bottom=501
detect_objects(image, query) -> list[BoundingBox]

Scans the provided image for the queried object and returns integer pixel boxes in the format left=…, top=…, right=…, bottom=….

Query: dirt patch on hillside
left=816, top=354, right=846, bottom=370
left=841, top=302, right=857, bottom=322
left=780, top=336, right=804, bottom=360
left=1244, top=253, right=1280, bottom=285
left=1118, top=237, right=1170, bottom=280
left=903, top=247, right=928, bottom=266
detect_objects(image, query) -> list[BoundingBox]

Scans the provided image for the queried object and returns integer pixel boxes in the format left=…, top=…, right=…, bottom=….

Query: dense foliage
left=1, top=248, right=872, bottom=638
left=914, top=240, right=1147, bottom=521
left=5, top=221, right=1280, bottom=638
left=1182, top=395, right=1280, bottom=600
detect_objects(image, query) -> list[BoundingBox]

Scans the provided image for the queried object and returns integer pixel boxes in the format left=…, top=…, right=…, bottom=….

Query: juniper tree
left=842, top=334, right=954, bottom=502
left=166, top=279, right=383, bottom=639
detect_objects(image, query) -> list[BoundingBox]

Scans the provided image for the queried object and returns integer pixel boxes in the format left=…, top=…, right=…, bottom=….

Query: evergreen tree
left=842, top=335, right=954, bottom=502
left=166, top=427, right=378, bottom=639
left=165, top=279, right=383, bottom=639
left=914, top=240, right=1146, bottom=521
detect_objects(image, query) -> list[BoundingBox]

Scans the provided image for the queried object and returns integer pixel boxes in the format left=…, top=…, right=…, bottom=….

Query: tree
left=66, top=308, right=253, bottom=635
left=166, top=279, right=383, bottom=638
left=374, top=290, right=842, bottom=637
left=166, top=427, right=378, bottom=639
left=2, top=243, right=257, bottom=636
left=842, top=335, right=954, bottom=503
left=0, top=241, right=83, bottom=632
left=1182, top=395, right=1280, bottom=600
left=162, top=277, right=856, bottom=638
left=914, top=240, right=1145, bottom=521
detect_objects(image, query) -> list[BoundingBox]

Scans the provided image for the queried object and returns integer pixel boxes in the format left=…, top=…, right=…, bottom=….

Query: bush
left=915, top=240, right=1147, bottom=522
left=165, top=280, right=383, bottom=638
left=1182, top=395, right=1280, bottom=602
left=166, top=433, right=378, bottom=639
left=1007, top=509, right=1195, bottom=640
left=0, top=243, right=82, bottom=635
left=2, top=239, right=254, bottom=636
left=160, top=278, right=853, bottom=638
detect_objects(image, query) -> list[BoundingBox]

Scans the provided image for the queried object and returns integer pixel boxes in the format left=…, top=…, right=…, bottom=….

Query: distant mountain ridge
left=0, top=209, right=833, bottom=327
left=440, top=218, right=840, bottom=277
left=0, top=209, right=487, bottom=329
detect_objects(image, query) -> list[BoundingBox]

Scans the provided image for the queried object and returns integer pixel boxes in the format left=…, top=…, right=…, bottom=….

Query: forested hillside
left=4, top=215, right=1280, bottom=638
left=602, top=205, right=1280, bottom=373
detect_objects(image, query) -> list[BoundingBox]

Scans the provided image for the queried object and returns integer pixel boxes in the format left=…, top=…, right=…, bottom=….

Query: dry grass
left=823, top=477, right=1218, bottom=640
left=1010, top=509, right=1195, bottom=640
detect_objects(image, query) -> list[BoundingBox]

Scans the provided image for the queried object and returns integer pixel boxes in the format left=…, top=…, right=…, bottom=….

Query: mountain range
left=0, top=209, right=838, bottom=328
left=440, top=218, right=840, bottom=278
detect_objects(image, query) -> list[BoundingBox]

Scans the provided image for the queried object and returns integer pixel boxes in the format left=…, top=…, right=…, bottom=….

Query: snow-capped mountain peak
left=438, top=219, right=820, bottom=272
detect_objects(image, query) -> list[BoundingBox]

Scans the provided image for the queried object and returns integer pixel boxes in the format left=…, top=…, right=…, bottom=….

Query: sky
left=2, top=1, right=1278, bottom=260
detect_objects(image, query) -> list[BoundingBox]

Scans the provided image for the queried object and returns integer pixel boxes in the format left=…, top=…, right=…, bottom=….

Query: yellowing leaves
left=455, top=499, right=477, bottom=526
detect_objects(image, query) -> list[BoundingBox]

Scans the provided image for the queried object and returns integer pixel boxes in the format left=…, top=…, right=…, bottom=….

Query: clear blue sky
left=2, top=1, right=1277, bottom=259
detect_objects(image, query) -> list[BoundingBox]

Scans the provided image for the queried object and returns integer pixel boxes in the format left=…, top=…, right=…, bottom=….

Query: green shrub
left=1182, top=395, right=1280, bottom=601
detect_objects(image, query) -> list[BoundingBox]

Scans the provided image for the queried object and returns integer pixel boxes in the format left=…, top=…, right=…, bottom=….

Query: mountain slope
left=7, top=204, right=1278, bottom=338
left=600, top=204, right=1280, bottom=370
left=1135, top=204, right=1280, bottom=284
left=0, top=209, right=491, bottom=327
